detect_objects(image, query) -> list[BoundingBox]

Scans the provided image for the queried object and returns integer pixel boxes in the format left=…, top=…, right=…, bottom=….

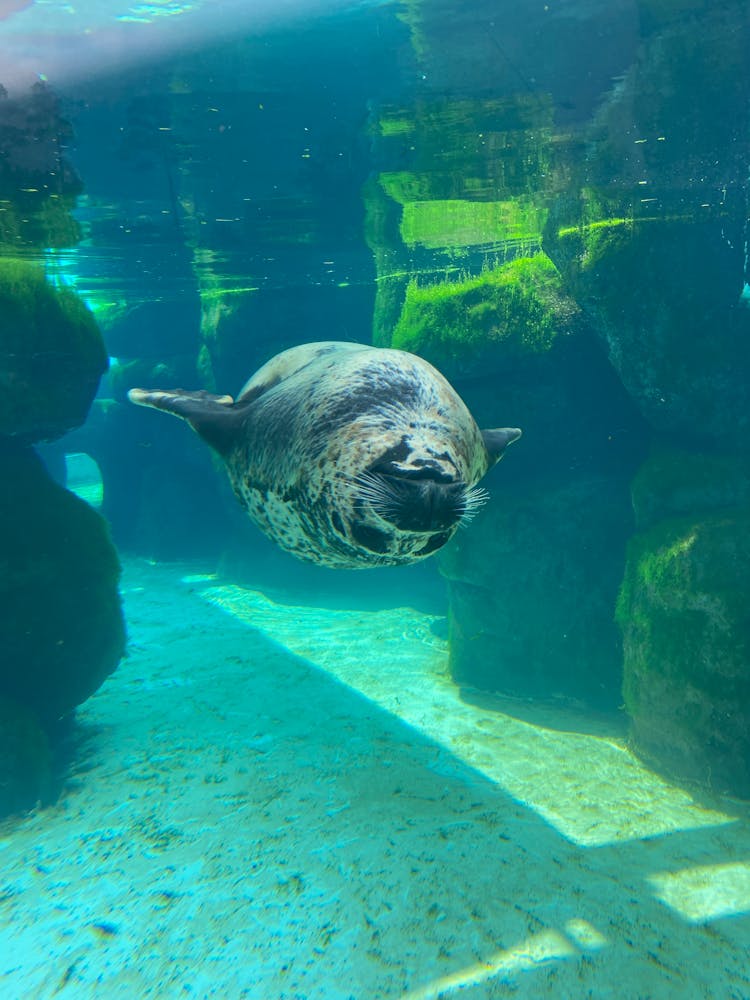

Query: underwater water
left=1, top=0, right=750, bottom=997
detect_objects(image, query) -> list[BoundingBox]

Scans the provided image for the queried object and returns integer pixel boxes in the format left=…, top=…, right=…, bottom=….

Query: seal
left=128, top=341, right=521, bottom=569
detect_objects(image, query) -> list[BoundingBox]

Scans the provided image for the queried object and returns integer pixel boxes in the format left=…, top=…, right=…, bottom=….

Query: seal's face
left=314, top=390, right=493, bottom=566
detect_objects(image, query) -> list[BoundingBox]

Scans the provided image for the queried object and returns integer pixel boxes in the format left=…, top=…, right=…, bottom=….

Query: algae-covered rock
left=390, top=254, right=578, bottom=377
left=548, top=209, right=750, bottom=450
left=363, top=175, right=410, bottom=347
left=373, top=95, right=554, bottom=211
left=0, top=258, right=108, bottom=441
left=365, top=94, right=556, bottom=345
left=0, top=82, right=82, bottom=252
left=441, top=476, right=634, bottom=708
left=0, top=440, right=126, bottom=724
left=544, top=2, right=750, bottom=451
left=617, top=509, right=750, bottom=796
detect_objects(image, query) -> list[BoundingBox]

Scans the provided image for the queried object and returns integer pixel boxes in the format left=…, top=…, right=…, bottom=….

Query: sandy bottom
left=2, top=557, right=750, bottom=999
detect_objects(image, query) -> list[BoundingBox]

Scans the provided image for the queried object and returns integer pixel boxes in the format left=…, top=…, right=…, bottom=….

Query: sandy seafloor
left=2, top=557, right=750, bottom=1000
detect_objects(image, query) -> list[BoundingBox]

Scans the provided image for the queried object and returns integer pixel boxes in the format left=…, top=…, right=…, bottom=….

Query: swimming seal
left=128, top=341, right=521, bottom=569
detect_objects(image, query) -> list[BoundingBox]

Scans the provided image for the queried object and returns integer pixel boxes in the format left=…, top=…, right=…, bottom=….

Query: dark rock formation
left=0, top=258, right=108, bottom=442
left=618, top=510, right=750, bottom=796
left=441, top=475, right=635, bottom=709
left=0, top=81, right=82, bottom=250
left=364, top=44, right=651, bottom=710
left=617, top=447, right=750, bottom=796
left=0, top=440, right=126, bottom=726
left=544, top=2, right=750, bottom=452
left=0, top=81, right=125, bottom=819
left=0, top=696, right=52, bottom=816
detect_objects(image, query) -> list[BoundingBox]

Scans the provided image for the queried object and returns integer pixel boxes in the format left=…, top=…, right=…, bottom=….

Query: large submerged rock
left=384, top=245, right=646, bottom=709
left=0, top=696, right=53, bottom=816
left=0, top=258, right=108, bottom=442
left=0, top=441, right=126, bottom=726
left=0, top=83, right=124, bottom=819
left=441, top=475, right=635, bottom=709
left=618, top=511, right=750, bottom=797
left=544, top=3, right=750, bottom=452
left=617, top=449, right=750, bottom=796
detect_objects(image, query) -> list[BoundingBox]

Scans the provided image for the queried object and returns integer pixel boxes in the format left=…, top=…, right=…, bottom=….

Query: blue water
left=1, top=1, right=750, bottom=997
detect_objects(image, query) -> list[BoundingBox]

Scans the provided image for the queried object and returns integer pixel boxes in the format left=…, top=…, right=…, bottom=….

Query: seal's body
left=128, top=341, right=520, bottom=568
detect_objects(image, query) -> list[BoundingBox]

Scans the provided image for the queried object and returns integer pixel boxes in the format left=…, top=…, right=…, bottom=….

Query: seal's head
left=318, top=371, right=522, bottom=565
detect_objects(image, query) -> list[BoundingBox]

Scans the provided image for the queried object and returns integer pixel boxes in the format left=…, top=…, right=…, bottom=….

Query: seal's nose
left=388, top=480, right=464, bottom=532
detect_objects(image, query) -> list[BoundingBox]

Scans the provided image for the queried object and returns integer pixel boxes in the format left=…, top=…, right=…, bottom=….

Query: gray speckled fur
left=130, top=341, right=506, bottom=569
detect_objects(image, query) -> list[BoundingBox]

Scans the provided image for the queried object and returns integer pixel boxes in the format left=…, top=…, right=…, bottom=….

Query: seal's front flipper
left=482, top=427, right=522, bottom=466
left=128, top=387, right=242, bottom=456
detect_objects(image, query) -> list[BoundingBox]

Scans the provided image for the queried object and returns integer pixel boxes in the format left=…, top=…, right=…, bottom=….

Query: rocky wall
left=0, top=86, right=126, bottom=818
left=368, top=0, right=750, bottom=796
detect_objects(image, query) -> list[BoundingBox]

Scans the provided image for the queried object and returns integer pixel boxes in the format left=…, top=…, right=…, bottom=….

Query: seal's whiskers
left=457, top=484, right=490, bottom=527
left=351, top=471, right=403, bottom=519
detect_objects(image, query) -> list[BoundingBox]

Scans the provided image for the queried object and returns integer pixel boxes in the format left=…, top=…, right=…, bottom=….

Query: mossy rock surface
left=544, top=1, right=750, bottom=451
left=0, top=259, right=108, bottom=441
left=0, top=82, right=82, bottom=252
left=366, top=95, right=556, bottom=345
left=617, top=508, right=750, bottom=796
left=0, top=441, right=126, bottom=724
left=390, top=254, right=578, bottom=377
left=440, top=475, right=633, bottom=708
left=549, top=213, right=750, bottom=451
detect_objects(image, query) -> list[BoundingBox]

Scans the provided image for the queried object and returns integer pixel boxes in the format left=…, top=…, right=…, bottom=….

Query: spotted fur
left=128, top=341, right=520, bottom=569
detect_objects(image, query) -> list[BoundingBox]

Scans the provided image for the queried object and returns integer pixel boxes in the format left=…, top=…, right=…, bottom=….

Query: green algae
left=399, top=197, right=546, bottom=251
left=390, top=253, right=571, bottom=366
left=0, top=257, right=108, bottom=440
left=617, top=507, right=750, bottom=795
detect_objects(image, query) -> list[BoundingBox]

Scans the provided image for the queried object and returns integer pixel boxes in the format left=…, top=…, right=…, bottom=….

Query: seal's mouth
left=355, top=467, right=488, bottom=533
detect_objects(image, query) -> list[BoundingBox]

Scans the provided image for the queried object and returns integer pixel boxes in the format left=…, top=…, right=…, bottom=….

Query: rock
left=390, top=254, right=578, bottom=378
left=384, top=250, right=649, bottom=487
left=0, top=440, right=126, bottom=724
left=0, top=697, right=52, bottom=816
left=547, top=210, right=750, bottom=451
left=364, top=93, right=557, bottom=347
left=0, top=81, right=82, bottom=251
left=0, top=258, right=108, bottom=442
left=631, top=446, right=750, bottom=529
left=60, top=398, right=232, bottom=560
left=440, top=475, right=634, bottom=708
left=544, top=3, right=750, bottom=452
left=617, top=507, right=750, bottom=797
